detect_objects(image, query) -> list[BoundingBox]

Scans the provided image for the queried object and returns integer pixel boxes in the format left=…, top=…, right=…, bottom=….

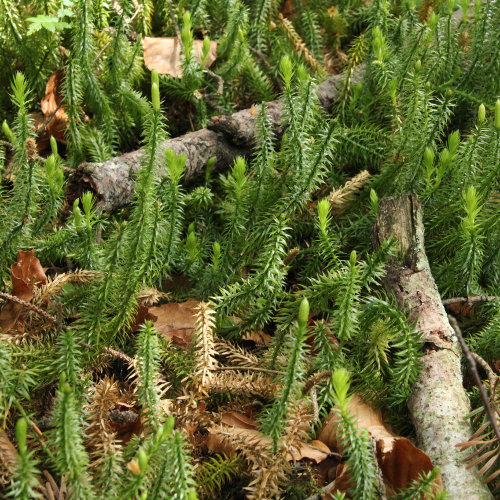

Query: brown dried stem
left=442, top=295, right=499, bottom=306
left=216, top=366, right=285, bottom=376
left=79, top=341, right=133, bottom=364
left=36, top=100, right=65, bottom=138
left=448, top=315, right=500, bottom=445
left=470, top=352, right=498, bottom=393
left=0, top=291, right=56, bottom=324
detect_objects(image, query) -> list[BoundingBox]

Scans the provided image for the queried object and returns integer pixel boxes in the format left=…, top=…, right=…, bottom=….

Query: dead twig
left=0, top=291, right=56, bottom=324
left=165, top=0, right=181, bottom=41
left=303, top=370, right=332, bottom=395
left=216, top=366, right=286, bottom=376
left=304, top=478, right=338, bottom=500
left=36, top=100, right=65, bottom=138
left=78, top=340, right=133, bottom=364
left=471, top=352, right=498, bottom=393
left=283, top=247, right=300, bottom=266
left=442, top=295, right=499, bottom=306
left=204, top=68, right=224, bottom=96
left=448, top=315, right=500, bottom=445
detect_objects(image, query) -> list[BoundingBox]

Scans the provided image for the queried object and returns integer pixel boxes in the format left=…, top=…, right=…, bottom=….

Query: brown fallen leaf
left=128, top=304, right=157, bottom=333
left=11, top=250, right=47, bottom=301
left=149, top=298, right=200, bottom=347
left=40, top=69, right=69, bottom=144
left=108, top=403, right=143, bottom=444
left=0, top=250, right=47, bottom=333
left=242, top=329, right=272, bottom=345
left=29, top=111, right=51, bottom=153
left=317, top=394, right=442, bottom=496
left=143, top=37, right=217, bottom=78
left=0, top=429, right=18, bottom=476
left=221, top=411, right=259, bottom=430
left=206, top=412, right=330, bottom=464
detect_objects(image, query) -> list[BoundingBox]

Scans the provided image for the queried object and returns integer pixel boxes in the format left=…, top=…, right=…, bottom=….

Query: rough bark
left=66, top=68, right=362, bottom=212
left=372, top=193, right=492, bottom=499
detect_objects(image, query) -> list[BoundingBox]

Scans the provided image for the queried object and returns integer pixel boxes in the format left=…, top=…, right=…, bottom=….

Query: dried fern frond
left=303, top=370, right=332, bottom=395
left=278, top=13, right=319, bottom=70
left=209, top=371, right=279, bottom=399
left=207, top=402, right=312, bottom=499
left=215, top=338, right=260, bottom=368
left=171, top=388, right=219, bottom=436
left=0, top=429, right=17, bottom=486
left=84, top=376, right=121, bottom=465
left=193, top=302, right=218, bottom=389
left=135, top=287, right=169, bottom=306
left=214, top=424, right=286, bottom=499
left=328, top=170, right=371, bottom=213
left=280, top=401, right=313, bottom=461
left=32, top=270, right=99, bottom=306
left=458, top=420, right=500, bottom=488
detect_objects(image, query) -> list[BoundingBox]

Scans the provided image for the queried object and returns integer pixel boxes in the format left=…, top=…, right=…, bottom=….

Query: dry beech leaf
left=0, top=429, right=18, bottom=474
left=128, top=304, right=157, bottom=333
left=29, top=111, right=50, bottom=153
left=330, top=463, right=354, bottom=496
left=206, top=412, right=330, bottom=464
left=149, top=298, right=200, bottom=347
left=11, top=250, right=47, bottom=301
left=221, top=411, right=259, bottom=430
left=317, top=394, right=442, bottom=496
left=40, top=69, right=69, bottom=143
left=143, top=37, right=217, bottom=78
left=242, top=330, right=272, bottom=345
left=229, top=316, right=272, bottom=345
left=0, top=250, right=47, bottom=333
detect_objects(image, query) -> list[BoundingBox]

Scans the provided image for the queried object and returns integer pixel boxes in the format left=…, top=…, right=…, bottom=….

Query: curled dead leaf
left=317, top=394, right=442, bottom=496
left=206, top=412, right=330, bottom=464
left=11, top=250, right=47, bottom=301
left=143, top=37, right=217, bottom=78
left=40, top=69, right=69, bottom=144
left=128, top=304, right=157, bottom=333
left=242, top=329, right=272, bottom=345
left=149, top=298, right=200, bottom=347
left=0, top=429, right=18, bottom=474
left=0, top=250, right=47, bottom=334
left=221, top=411, right=259, bottom=430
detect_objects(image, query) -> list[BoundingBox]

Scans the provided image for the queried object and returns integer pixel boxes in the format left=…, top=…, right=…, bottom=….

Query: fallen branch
left=373, top=192, right=492, bottom=499
left=66, top=68, right=363, bottom=212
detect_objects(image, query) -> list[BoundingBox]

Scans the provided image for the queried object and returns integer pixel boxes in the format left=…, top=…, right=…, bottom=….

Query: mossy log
left=373, top=192, right=492, bottom=499
left=66, top=69, right=362, bottom=212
